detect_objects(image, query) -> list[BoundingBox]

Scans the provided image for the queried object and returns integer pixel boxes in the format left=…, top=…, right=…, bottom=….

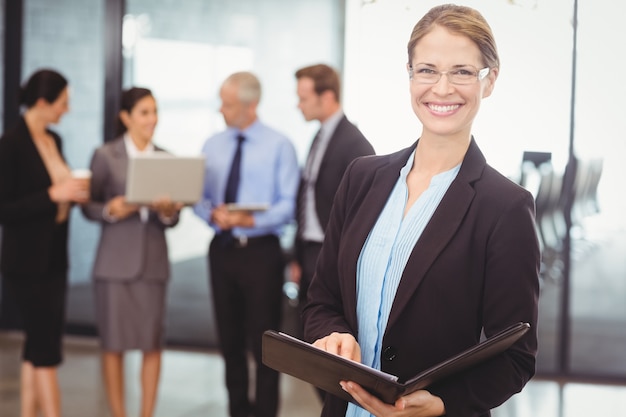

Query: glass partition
left=569, top=0, right=626, bottom=378
left=19, top=0, right=106, bottom=329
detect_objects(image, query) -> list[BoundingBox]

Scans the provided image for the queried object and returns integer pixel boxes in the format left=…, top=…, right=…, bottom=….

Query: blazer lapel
left=110, top=137, right=127, bottom=158
left=386, top=140, right=486, bottom=329
left=317, top=115, right=346, bottom=171
left=18, top=119, right=52, bottom=186
left=110, top=138, right=129, bottom=194
left=341, top=145, right=416, bottom=321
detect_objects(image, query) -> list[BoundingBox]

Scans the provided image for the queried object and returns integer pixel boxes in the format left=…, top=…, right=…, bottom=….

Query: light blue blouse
left=346, top=150, right=460, bottom=417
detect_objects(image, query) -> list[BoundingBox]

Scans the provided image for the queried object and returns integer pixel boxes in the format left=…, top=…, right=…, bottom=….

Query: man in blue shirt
left=194, top=71, right=299, bottom=417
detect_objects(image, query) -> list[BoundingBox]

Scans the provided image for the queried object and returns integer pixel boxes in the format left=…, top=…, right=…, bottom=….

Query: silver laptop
left=125, top=153, right=205, bottom=204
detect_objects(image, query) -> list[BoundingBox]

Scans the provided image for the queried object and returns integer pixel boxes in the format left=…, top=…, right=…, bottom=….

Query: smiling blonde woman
left=302, top=5, right=540, bottom=417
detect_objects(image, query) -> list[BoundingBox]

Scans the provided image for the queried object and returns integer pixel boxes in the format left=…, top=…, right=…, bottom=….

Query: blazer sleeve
left=428, top=188, right=540, bottom=416
left=315, top=119, right=375, bottom=230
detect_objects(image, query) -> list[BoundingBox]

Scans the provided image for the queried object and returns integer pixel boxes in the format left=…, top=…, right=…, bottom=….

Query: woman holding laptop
left=81, top=87, right=181, bottom=417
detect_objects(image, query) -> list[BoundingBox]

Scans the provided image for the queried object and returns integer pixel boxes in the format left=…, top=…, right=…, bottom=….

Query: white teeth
left=428, top=104, right=460, bottom=113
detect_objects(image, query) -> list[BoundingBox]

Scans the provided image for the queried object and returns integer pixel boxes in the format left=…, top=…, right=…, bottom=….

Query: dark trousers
left=295, top=239, right=323, bottom=309
left=209, top=235, right=284, bottom=417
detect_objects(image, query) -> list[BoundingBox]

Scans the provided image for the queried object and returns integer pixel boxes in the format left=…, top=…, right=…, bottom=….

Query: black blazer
left=0, top=118, right=68, bottom=278
left=297, top=115, right=375, bottom=235
left=303, top=139, right=541, bottom=417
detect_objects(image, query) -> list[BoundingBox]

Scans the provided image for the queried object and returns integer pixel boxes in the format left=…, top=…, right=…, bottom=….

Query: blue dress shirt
left=193, top=120, right=300, bottom=238
left=346, top=150, right=460, bottom=417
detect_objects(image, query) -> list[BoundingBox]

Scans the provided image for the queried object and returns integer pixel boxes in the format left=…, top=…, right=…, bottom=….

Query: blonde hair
left=407, top=4, right=500, bottom=70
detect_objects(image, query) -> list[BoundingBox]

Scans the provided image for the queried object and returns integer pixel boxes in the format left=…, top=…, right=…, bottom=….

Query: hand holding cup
left=71, top=169, right=92, bottom=202
left=48, top=169, right=91, bottom=203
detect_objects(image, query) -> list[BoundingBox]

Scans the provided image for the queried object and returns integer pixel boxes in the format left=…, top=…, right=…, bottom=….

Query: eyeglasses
left=409, top=64, right=490, bottom=85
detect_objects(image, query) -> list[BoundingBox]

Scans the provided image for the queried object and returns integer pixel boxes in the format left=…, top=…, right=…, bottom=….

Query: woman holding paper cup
left=302, top=5, right=540, bottom=417
left=81, top=87, right=181, bottom=417
left=0, top=68, right=88, bottom=417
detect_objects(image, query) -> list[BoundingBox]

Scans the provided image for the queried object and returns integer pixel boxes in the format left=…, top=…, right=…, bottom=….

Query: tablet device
left=125, top=153, right=205, bottom=204
left=225, top=203, right=270, bottom=212
left=262, top=322, right=530, bottom=404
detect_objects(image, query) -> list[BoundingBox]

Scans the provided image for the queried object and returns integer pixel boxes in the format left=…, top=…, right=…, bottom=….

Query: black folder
left=262, top=322, right=530, bottom=404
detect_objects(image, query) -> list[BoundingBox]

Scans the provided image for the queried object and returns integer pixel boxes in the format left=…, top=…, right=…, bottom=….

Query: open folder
left=262, top=322, right=530, bottom=404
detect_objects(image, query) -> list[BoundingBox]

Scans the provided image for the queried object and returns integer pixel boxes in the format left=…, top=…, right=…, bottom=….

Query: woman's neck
left=413, top=133, right=471, bottom=175
left=23, top=109, right=48, bottom=137
left=129, top=133, right=150, bottom=151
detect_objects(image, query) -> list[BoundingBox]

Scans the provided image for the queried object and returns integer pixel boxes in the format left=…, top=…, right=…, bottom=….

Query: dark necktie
left=218, top=134, right=244, bottom=244
left=297, top=130, right=322, bottom=239
left=303, top=129, right=322, bottom=180
left=224, top=134, right=245, bottom=204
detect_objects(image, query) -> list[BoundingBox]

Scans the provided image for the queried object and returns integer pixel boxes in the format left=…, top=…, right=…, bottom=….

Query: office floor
left=1, top=331, right=626, bottom=417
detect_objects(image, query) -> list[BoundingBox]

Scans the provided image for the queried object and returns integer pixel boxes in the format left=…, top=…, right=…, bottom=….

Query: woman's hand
left=289, top=261, right=302, bottom=285
left=340, top=383, right=445, bottom=417
left=150, top=197, right=183, bottom=218
left=312, top=332, right=361, bottom=363
left=106, top=195, right=139, bottom=220
left=48, top=177, right=90, bottom=204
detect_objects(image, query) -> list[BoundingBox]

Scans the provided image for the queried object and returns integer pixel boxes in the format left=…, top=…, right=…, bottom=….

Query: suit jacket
left=81, top=138, right=179, bottom=282
left=297, top=115, right=375, bottom=237
left=297, top=115, right=374, bottom=236
left=302, top=139, right=540, bottom=417
left=0, top=118, right=68, bottom=278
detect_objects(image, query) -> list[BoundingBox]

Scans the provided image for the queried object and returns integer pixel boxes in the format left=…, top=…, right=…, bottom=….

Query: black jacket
left=0, top=117, right=68, bottom=278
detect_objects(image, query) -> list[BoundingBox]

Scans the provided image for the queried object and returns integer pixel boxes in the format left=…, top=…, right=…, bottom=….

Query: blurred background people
left=194, top=71, right=299, bottom=417
left=303, top=5, right=540, bottom=417
left=81, top=87, right=181, bottom=417
left=0, top=69, right=89, bottom=417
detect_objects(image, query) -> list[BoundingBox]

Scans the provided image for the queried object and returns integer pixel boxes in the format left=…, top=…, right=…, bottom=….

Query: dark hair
left=19, top=69, right=68, bottom=108
left=407, top=4, right=500, bottom=70
left=115, top=87, right=153, bottom=137
left=295, top=64, right=341, bottom=103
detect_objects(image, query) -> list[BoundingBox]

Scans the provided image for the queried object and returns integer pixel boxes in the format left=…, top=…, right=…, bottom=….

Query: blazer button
left=382, top=346, right=397, bottom=361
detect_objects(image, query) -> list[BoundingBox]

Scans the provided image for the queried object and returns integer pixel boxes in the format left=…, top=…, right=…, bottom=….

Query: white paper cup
left=72, top=169, right=92, bottom=179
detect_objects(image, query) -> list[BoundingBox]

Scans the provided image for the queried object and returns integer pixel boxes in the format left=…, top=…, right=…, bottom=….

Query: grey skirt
left=94, top=279, right=167, bottom=352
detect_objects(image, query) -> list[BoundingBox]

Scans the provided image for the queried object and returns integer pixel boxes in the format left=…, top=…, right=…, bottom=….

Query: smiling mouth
left=427, top=103, right=460, bottom=113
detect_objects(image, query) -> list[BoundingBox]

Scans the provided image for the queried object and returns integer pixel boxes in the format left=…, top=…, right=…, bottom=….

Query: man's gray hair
left=224, top=71, right=261, bottom=104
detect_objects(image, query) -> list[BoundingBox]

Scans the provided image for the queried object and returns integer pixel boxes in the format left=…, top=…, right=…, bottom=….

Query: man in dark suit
left=292, top=64, right=375, bottom=318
